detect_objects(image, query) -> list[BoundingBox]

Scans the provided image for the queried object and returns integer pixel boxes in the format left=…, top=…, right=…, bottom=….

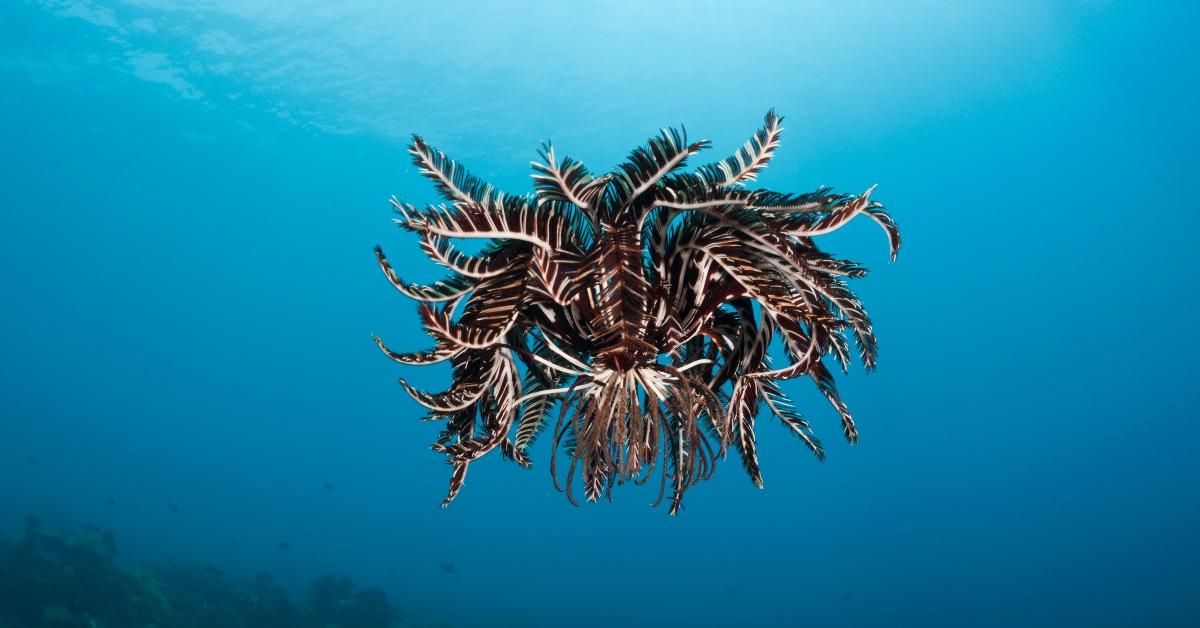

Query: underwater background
left=1, top=1, right=1197, bottom=626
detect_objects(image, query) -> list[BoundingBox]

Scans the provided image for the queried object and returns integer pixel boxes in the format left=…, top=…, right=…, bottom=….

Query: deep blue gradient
left=2, top=2, right=1197, bottom=626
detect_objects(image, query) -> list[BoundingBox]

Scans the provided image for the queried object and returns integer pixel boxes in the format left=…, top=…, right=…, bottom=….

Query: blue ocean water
left=1, top=1, right=1197, bottom=626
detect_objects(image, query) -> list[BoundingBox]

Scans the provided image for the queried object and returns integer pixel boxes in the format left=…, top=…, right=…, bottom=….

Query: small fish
left=278, top=541, right=291, bottom=550
left=204, top=566, right=224, bottom=577
left=168, top=502, right=180, bottom=513
left=27, top=456, right=38, bottom=465
left=438, top=561, right=457, bottom=575
left=323, top=481, right=334, bottom=491
left=107, top=496, right=116, bottom=507
left=842, top=592, right=853, bottom=604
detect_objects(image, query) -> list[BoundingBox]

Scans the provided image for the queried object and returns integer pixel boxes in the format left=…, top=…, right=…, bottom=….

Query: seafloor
left=0, top=516, right=425, bottom=628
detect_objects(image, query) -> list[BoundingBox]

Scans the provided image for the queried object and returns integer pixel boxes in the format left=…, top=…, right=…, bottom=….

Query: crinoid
left=374, top=111, right=900, bottom=514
